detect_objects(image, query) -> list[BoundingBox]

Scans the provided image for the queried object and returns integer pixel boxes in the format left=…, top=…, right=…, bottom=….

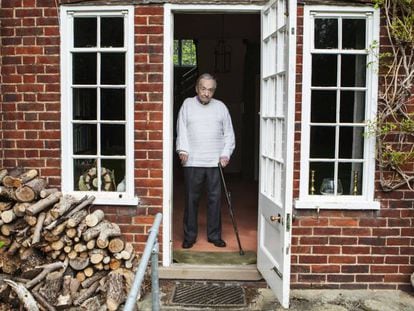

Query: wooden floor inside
left=173, top=172, right=258, bottom=254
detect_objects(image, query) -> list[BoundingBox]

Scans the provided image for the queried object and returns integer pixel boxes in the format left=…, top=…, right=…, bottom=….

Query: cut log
left=80, top=295, right=102, bottom=311
left=74, top=243, right=87, bottom=253
left=120, top=242, right=134, bottom=260
left=32, top=291, right=57, bottom=311
left=66, top=228, right=77, bottom=239
left=39, top=270, right=63, bottom=306
left=106, top=270, right=126, bottom=311
left=4, top=279, right=39, bottom=311
left=109, top=258, right=121, bottom=270
left=67, top=209, right=88, bottom=228
left=24, top=214, right=37, bottom=226
left=0, top=186, right=16, bottom=201
left=40, top=188, right=59, bottom=199
left=63, top=246, right=72, bottom=254
left=51, top=239, right=65, bottom=251
left=69, top=257, right=90, bottom=271
left=96, top=223, right=121, bottom=249
left=89, top=249, right=106, bottom=264
left=67, top=250, right=78, bottom=260
left=1, top=167, right=24, bottom=187
left=86, top=239, right=96, bottom=250
left=31, top=212, right=46, bottom=245
left=108, top=238, right=124, bottom=254
left=26, top=191, right=62, bottom=216
left=94, top=262, right=104, bottom=271
left=76, top=271, right=86, bottom=283
left=13, top=202, right=30, bottom=217
left=67, top=195, right=95, bottom=218
left=81, top=271, right=107, bottom=289
left=125, top=252, right=136, bottom=270
left=73, top=280, right=100, bottom=306
left=84, top=267, right=94, bottom=278
left=51, top=220, right=68, bottom=236
left=103, top=256, right=111, bottom=265
left=82, top=220, right=110, bottom=242
left=1, top=210, right=16, bottom=224
left=0, top=201, right=13, bottom=212
left=85, top=209, right=105, bottom=228
left=1, top=223, right=14, bottom=236
left=0, top=168, right=8, bottom=184
left=3, top=169, right=38, bottom=188
left=6, top=240, right=20, bottom=255
left=26, top=261, right=67, bottom=289
left=14, top=178, right=47, bottom=203
left=50, top=195, right=78, bottom=219
left=69, top=277, right=81, bottom=297
left=0, top=253, right=20, bottom=274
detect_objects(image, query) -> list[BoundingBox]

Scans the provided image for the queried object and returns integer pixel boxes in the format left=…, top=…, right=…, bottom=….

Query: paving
left=137, top=281, right=414, bottom=311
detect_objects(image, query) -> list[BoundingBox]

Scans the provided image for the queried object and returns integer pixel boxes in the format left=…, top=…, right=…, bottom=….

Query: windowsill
left=65, top=191, right=140, bottom=207
left=294, top=198, right=380, bottom=210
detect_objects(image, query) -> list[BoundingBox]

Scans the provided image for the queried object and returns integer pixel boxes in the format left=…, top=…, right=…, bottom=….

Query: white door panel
left=258, top=0, right=296, bottom=308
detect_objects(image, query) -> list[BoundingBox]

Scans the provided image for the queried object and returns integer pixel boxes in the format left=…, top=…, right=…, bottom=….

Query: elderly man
left=176, top=73, right=235, bottom=249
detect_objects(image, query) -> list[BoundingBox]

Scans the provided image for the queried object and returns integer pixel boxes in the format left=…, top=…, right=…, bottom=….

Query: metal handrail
left=124, top=213, right=163, bottom=311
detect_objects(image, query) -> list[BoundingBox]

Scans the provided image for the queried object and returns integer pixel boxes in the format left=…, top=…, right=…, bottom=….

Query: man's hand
left=219, top=156, right=229, bottom=168
left=179, top=152, right=188, bottom=165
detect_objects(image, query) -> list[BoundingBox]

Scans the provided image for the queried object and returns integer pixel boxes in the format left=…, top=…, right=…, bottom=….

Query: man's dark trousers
left=183, top=167, right=222, bottom=243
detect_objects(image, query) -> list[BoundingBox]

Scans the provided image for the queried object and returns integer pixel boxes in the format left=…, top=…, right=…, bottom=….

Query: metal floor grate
left=171, top=282, right=246, bottom=307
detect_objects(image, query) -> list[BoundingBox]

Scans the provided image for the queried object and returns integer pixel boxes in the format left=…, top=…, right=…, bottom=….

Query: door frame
left=162, top=3, right=263, bottom=267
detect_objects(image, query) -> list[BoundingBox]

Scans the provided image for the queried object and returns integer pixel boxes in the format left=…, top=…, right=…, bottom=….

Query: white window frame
left=60, top=6, right=137, bottom=205
left=295, top=5, right=380, bottom=210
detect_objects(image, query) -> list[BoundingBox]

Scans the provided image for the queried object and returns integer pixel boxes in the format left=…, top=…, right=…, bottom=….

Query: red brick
left=313, top=246, right=340, bottom=254
left=329, top=237, right=357, bottom=245
left=356, top=275, right=385, bottom=282
left=341, top=265, right=369, bottom=273
left=358, top=256, right=384, bottom=264
left=327, top=275, right=354, bottom=282
left=371, top=246, right=399, bottom=255
left=329, top=218, right=358, bottom=227
left=387, top=237, right=410, bottom=245
left=372, top=228, right=400, bottom=236
left=385, top=256, right=409, bottom=264
left=136, top=7, right=163, bottom=15
left=371, top=265, right=399, bottom=273
left=312, top=265, right=340, bottom=273
left=298, top=255, right=327, bottom=264
left=329, top=256, right=356, bottom=264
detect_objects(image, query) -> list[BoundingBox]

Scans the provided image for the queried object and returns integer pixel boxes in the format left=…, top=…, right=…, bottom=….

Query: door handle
left=270, top=214, right=281, bottom=223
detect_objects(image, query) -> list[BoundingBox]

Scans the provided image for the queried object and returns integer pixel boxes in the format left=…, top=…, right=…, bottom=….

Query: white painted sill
left=65, top=191, right=139, bottom=206
left=294, top=198, right=380, bottom=210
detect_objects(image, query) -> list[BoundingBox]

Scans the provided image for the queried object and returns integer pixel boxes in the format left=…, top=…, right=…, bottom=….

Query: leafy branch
left=372, top=0, right=414, bottom=191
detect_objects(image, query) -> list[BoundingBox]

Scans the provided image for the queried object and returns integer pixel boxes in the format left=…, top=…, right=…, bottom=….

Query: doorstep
left=159, top=264, right=262, bottom=281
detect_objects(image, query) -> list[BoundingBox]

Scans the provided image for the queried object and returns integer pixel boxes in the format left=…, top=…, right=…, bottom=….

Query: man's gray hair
left=196, top=73, right=217, bottom=88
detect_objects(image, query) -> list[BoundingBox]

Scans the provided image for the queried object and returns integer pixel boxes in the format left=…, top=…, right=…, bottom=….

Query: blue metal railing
left=124, top=213, right=162, bottom=311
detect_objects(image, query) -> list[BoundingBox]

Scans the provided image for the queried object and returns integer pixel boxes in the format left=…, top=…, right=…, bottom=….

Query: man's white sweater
left=176, top=96, right=235, bottom=167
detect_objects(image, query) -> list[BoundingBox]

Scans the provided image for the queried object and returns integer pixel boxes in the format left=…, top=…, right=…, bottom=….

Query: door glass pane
left=312, top=54, right=337, bottom=86
left=311, top=90, right=336, bottom=123
left=101, top=53, right=125, bottom=85
left=101, top=17, right=124, bottom=48
left=101, top=124, right=125, bottom=155
left=73, top=53, right=97, bottom=84
left=340, top=91, right=365, bottom=123
left=101, top=89, right=125, bottom=120
left=314, top=18, right=338, bottom=49
left=341, top=55, right=366, bottom=87
left=338, top=162, right=363, bottom=195
left=339, top=126, right=364, bottom=159
left=74, top=158, right=96, bottom=191
left=309, top=162, right=334, bottom=195
left=310, top=126, right=335, bottom=158
left=342, top=19, right=366, bottom=49
left=102, top=159, right=126, bottom=192
left=73, top=88, right=97, bottom=120
left=73, top=124, right=97, bottom=155
left=74, top=17, right=97, bottom=48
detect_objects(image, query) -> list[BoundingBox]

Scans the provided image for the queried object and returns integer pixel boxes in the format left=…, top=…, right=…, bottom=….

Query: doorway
left=171, top=13, right=261, bottom=261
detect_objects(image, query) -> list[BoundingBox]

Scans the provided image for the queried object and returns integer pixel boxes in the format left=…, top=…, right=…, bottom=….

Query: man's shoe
left=182, top=240, right=194, bottom=249
left=208, top=239, right=226, bottom=247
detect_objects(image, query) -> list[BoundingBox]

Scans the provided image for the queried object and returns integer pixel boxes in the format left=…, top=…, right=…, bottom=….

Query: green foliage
left=173, top=39, right=197, bottom=66
left=0, top=241, right=4, bottom=249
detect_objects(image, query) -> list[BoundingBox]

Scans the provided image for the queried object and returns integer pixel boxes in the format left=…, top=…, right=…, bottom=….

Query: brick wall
left=0, top=1, right=164, bottom=254
left=291, top=3, right=414, bottom=291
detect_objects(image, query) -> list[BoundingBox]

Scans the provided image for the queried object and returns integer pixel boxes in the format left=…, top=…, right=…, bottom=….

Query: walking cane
left=218, top=162, right=245, bottom=256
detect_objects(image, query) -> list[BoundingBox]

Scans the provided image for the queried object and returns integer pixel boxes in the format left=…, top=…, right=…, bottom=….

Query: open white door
left=257, top=0, right=296, bottom=308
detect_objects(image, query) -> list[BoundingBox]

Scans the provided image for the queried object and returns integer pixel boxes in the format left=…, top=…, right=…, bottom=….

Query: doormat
left=173, top=250, right=256, bottom=265
left=170, top=282, right=246, bottom=307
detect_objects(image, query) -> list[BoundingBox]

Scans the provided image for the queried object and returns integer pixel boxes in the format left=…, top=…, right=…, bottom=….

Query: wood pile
left=0, top=168, right=141, bottom=310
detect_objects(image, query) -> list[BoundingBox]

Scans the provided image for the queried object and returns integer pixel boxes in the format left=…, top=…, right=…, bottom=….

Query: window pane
left=340, top=91, right=365, bottom=123
left=338, top=162, right=363, bottom=195
left=314, top=18, right=338, bottom=49
left=173, top=40, right=179, bottom=65
left=101, top=124, right=125, bottom=155
left=101, top=89, right=125, bottom=120
left=312, top=54, right=337, bottom=86
left=74, top=17, right=97, bottom=48
left=73, top=88, right=97, bottom=120
left=309, top=162, right=334, bottom=195
left=342, top=19, right=366, bottom=49
left=73, top=53, right=97, bottom=84
left=74, top=159, right=96, bottom=191
left=101, top=53, right=125, bottom=85
left=311, top=90, right=336, bottom=123
left=73, top=124, right=97, bottom=155
left=339, top=126, right=364, bottom=159
left=310, top=126, right=335, bottom=158
left=102, top=159, right=125, bottom=192
left=181, top=40, right=197, bottom=66
left=101, top=17, right=124, bottom=48
left=341, top=55, right=366, bottom=87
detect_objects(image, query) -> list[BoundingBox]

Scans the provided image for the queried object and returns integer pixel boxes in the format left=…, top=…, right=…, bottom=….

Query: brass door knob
left=270, top=215, right=281, bottom=222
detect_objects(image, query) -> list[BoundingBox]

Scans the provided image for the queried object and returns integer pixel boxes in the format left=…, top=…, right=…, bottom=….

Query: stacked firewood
left=0, top=167, right=141, bottom=310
